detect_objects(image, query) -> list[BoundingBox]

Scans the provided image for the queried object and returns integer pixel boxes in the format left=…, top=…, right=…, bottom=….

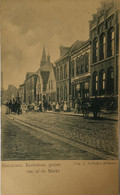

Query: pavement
left=2, top=115, right=102, bottom=160
left=2, top=109, right=118, bottom=159
left=45, top=109, right=118, bottom=121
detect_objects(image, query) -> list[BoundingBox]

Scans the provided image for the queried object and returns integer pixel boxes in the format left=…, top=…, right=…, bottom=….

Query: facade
left=46, top=66, right=56, bottom=102
left=89, top=0, right=119, bottom=109
left=36, top=48, right=56, bottom=105
left=18, top=83, right=25, bottom=103
left=24, top=72, right=38, bottom=104
left=70, top=40, right=91, bottom=107
left=55, top=45, right=71, bottom=106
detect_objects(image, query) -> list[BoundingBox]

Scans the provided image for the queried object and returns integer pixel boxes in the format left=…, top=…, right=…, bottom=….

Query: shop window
left=93, top=38, right=98, bottom=63
left=85, top=82, right=89, bottom=90
left=93, top=72, right=98, bottom=95
left=84, top=82, right=89, bottom=98
left=100, top=33, right=106, bottom=60
left=107, top=27, right=114, bottom=57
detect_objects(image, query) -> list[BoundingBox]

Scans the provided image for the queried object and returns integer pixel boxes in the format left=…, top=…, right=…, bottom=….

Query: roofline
left=25, top=74, right=38, bottom=82
left=54, top=54, right=69, bottom=64
left=19, top=83, right=25, bottom=87
left=54, top=39, right=90, bottom=64
left=70, top=40, right=91, bottom=56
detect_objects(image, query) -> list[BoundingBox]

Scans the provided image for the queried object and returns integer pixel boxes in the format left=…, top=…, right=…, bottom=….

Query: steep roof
left=69, top=40, right=86, bottom=55
left=25, top=72, right=37, bottom=81
left=40, top=71, right=50, bottom=92
left=55, top=40, right=87, bottom=64
left=40, top=61, right=53, bottom=71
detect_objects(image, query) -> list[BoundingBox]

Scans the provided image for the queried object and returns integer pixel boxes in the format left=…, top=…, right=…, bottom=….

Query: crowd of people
left=5, top=95, right=102, bottom=118
left=6, top=98, right=21, bottom=115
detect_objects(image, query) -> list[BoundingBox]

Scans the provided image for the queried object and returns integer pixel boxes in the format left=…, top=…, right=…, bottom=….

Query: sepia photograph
left=1, top=0, right=119, bottom=162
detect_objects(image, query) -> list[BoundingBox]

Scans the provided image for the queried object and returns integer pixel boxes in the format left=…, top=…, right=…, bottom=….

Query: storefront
left=71, top=76, right=90, bottom=108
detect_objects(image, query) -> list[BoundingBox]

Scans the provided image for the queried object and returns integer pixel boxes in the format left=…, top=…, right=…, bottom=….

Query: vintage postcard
left=1, top=0, right=119, bottom=194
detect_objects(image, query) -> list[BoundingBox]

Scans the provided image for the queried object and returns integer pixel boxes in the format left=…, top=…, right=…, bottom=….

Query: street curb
left=5, top=114, right=118, bottom=160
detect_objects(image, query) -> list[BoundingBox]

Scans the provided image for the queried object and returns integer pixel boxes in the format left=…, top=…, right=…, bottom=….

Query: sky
left=1, top=0, right=104, bottom=89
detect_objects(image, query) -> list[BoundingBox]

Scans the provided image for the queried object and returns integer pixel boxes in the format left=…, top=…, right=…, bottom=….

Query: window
left=60, top=66, right=63, bottom=80
left=64, top=85, right=67, bottom=101
left=93, top=72, right=98, bottom=95
left=64, top=64, right=67, bottom=79
left=93, top=38, right=98, bottom=63
left=71, top=61, right=74, bottom=77
left=107, top=67, right=114, bottom=95
left=81, top=56, right=84, bottom=74
left=57, top=68, right=59, bottom=81
left=84, top=82, right=89, bottom=98
left=84, top=53, right=89, bottom=72
left=107, top=27, right=114, bottom=57
left=51, top=80, right=53, bottom=89
left=100, top=33, right=106, bottom=60
left=76, top=58, right=80, bottom=75
left=85, top=82, right=89, bottom=90
left=60, top=86, right=63, bottom=100
left=99, top=70, right=106, bottom=95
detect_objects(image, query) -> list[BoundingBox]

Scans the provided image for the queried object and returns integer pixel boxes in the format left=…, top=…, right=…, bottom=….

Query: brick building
left=89, top=0, right=119, bottom=109
left=70, top=40, right=91, bottom=107
left=18, top=83, right=26, bottom=104
left=24, top=72, right=38, bottom=104
left=55, top=45, right=71, bottom=107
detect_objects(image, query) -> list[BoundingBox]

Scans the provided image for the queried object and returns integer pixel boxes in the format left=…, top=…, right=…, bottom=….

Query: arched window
left=93, top=38, right=98, bottom=63
left=99, top=70, right=106, bottom=95
left=107, top=67, right=114, bottom=95
left=81, top=56, right=84, bottom=74
left=100, top=33, right=106, bottom=60
left=76, top=57, right=80, bottom=75
left=60, top=66, right=63, bottom=80
left=71, top=61, right=74, bottom=77
left=93, top=71, right=98, bottom=95
left=64, top=85, right=67, bottom=101
left=107, top=27, right=114, bottom=57
left=57, top=68, right=59, bottom=81
left=64, top=64, right=67, bottom=79
left=84, top=53, right=89, bottom=72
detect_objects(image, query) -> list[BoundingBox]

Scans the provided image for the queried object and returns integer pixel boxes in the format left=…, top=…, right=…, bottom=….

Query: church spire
left=41, top=46, right=46, bottom=66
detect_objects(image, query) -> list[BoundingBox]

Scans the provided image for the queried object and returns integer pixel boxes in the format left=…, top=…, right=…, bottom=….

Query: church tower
left=40, top=46, right=46, bottom=66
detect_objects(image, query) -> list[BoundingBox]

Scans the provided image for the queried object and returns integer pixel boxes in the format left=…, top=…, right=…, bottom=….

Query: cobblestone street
left=1, top=109, right=118, bottom=160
